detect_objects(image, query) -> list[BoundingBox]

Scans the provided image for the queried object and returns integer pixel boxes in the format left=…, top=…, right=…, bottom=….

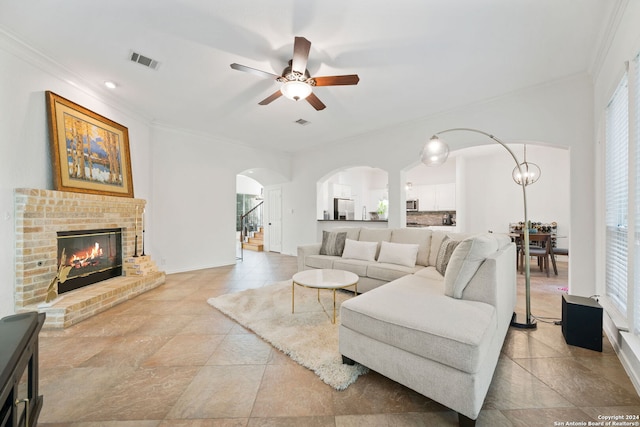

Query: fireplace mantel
left=14, top=188, right=165, bottom=328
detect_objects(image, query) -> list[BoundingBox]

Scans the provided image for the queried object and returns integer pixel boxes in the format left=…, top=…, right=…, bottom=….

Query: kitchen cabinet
left=331, top=183, right=351, bottom=199
left=416, top=183, right=455, bottom=211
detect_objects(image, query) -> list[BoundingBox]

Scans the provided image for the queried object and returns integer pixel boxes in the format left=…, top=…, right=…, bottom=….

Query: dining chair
left=519, top=233, right=556, bottom=277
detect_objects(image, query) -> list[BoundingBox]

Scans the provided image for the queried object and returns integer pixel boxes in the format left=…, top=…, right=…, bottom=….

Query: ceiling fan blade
left=291, top=36, right=311, bottom=74
left=313, top=75, right=360, bottom=86
left=230, top=63, right=280, bottom=80
left=258, top=90, right=283, bottom=105
left=306, top=92, right=326, bottom=111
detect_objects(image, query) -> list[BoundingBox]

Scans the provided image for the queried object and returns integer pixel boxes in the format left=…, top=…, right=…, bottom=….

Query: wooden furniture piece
left=0, top=312, right=45, bottom=427
left=514, top=232, right=557, bottom=277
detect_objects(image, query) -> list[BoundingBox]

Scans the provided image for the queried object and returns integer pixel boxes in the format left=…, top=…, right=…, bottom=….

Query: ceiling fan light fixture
left=281, top=80, right=312, bottom=101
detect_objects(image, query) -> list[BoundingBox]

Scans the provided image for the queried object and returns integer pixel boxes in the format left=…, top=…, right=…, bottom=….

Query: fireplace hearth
left=57, top=228, right=123, bottom=294
left=14, top=188, right=166, bottom=328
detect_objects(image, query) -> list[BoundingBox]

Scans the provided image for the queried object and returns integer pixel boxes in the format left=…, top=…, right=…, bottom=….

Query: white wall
left=148, top=126, right=290, bottom=274
left=236, top=175, right=263, bottom=196
left=407, top=157, right=456, bottom=186
left=592, top=0, right=640, bottom=392
left=2, top=11, right=626, bottom=325
left=285, top=74, right=594, bottom=297
left=317, top=167, right=388, bottom=220
left=461, top=145, right=570, bottom=238
left=0, top=34, right=291, bottom=316
left=0, top=39, right=154, bottom=317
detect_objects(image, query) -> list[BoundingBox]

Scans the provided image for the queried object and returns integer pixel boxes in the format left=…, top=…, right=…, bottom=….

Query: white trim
left=603, top=302, right=640, bottom=396
left=619, top=331, right=640, bottom=395
left=600, top=296, right=630, bottom=332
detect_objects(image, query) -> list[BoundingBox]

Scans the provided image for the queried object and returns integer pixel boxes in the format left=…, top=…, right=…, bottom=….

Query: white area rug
left=207, top=280, right=368, bottom=390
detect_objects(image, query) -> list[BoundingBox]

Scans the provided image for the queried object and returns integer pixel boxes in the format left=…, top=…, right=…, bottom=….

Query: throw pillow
left=435, top=236, right=460, bottom=275
left=341, top=239, right=378, bottom=261
left=376, top=241, right=420, bottom=267
left=444, top=234, right=499, bottom=299
left=319, top=231, right=347, bottom=256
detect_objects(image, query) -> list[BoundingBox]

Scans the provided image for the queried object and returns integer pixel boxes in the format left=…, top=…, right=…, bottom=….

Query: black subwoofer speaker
left=561, top=294, right=603, bottom=352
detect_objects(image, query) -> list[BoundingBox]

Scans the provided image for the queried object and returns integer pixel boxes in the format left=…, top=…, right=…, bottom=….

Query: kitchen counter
left=318, top=219, right=388, bottom=222
left=317, top=219, right=388, bottom=240
left=407, top=224, right=457, bottom=228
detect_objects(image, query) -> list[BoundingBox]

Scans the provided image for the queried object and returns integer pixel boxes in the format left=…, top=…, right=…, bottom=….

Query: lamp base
left=510, top=312, right=537, bottom=329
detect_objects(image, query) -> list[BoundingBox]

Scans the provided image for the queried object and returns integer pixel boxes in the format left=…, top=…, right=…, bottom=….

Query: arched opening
left=236, top=174, right=264, bottom=258
left=405, top=141, right=570, bottom=267
left=316, top=166, right=389, bottom=222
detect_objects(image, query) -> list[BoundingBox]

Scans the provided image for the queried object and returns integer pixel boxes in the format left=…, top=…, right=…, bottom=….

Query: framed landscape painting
left=46, top=91, right=134, bottom=198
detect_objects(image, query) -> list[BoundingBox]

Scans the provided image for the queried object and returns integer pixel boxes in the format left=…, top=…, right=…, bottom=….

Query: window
left=605, top=74, right=629, bottom=316
left=635, top=54, right=640, bottom=335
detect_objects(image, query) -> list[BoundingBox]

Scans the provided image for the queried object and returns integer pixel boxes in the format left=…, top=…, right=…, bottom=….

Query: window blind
left=605, top=74, right=629, bottom=316
left=634, top=54, right=640, bottom=335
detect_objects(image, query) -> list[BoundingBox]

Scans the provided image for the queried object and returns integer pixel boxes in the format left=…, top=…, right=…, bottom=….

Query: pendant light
left=512, top=145, right=541, bottom=186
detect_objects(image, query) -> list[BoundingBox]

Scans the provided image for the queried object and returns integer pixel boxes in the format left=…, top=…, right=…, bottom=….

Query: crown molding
left=0, top=27, right=153, bottom=126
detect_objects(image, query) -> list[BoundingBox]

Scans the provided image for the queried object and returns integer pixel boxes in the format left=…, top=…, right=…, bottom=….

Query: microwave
left=406, top=199, right=419, bottom=211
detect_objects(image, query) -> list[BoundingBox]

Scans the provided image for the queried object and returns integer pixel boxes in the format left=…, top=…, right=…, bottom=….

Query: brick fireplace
left=14, top=188, right=165, bottom=328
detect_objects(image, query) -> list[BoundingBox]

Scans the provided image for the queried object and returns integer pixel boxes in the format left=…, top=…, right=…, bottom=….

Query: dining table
left=509, top=232, right=558, bottom=276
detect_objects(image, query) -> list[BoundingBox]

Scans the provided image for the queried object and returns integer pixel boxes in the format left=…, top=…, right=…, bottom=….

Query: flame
left=69, top=242, right=103, bottom=268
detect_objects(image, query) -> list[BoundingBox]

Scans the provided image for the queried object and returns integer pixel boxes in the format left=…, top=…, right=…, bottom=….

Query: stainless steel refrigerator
left=334, top=198, right=355, bottom=220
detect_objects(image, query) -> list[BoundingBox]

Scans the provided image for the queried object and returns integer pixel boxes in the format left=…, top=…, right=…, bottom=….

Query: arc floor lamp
left=421, top=128, right=538, bottom=329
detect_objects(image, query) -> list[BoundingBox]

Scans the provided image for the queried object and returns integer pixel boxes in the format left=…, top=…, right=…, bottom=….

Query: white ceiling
left=0, top=0, right=616, bottom=153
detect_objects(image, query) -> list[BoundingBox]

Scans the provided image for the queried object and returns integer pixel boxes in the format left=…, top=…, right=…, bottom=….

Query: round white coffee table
left=291, top=269, right=359, bottom=324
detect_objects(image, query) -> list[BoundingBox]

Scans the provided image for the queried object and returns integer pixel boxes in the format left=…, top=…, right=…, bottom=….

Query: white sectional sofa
left=297, top=227, right=441, bottom=293
left=297, top=227, right=517, bottom=427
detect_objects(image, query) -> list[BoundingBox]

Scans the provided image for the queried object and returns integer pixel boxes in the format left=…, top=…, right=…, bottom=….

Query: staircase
left=242, top=226, right=264, bottom=252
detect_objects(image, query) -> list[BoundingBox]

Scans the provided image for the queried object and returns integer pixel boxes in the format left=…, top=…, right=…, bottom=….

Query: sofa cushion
left=359, top=228, right=392, bottom=243
left=320, top=231, right=347, bottom=256
left=493, top=233, right=513, bottom=249
left=366, top=262, right=423, bottom=282
left=341, top=239, right=377, bottom=261
left=332, top=259, right=371, bottom=277
left=358, top=228, right=392, bottom=258
left=435, top=236, right=460, bottom=275
left=428, top=230, right=451, bottom=266
left=444, top=234, right=499, bottom=299
left=329, top=227, right=361, bottom=241
left=390, top=228, right=432, bottom=266
left=377, top=241, right=420, bottom=267
left=305, top=254, right=340, bottom=269
left=340, top=274, right=497, bottom=374
left=413, top=265, right=444, bottom=280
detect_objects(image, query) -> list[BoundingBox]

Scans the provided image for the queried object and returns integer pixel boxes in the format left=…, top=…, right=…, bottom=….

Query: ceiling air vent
left=295, top=119, right=310, bottom=126
left=129, top=51, right=160, bottom=70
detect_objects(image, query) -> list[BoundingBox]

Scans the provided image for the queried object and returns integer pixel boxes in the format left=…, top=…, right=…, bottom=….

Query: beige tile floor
left=37, top=251, right=640, bottom=426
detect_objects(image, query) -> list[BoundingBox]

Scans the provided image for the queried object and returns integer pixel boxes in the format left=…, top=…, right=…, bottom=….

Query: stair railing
left=238, top=201, right=263, bottom=261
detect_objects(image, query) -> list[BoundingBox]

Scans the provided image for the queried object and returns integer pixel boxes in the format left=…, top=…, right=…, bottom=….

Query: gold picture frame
left=46, top=91, right=134, bottom=198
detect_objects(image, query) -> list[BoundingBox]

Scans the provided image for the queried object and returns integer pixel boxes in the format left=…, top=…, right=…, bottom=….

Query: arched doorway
left=316, top=166, right=389, bottom=222
left=236, top=174, right=264, bottom=259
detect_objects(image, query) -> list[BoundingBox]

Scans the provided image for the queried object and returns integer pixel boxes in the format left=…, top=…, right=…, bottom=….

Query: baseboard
left=619, top=331, right=640, bottom=396
left=603, top=310, right=640, bottom=396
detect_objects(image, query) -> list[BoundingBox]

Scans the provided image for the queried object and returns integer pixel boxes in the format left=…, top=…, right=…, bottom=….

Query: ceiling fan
left=230, top=36, right=359, bottom=111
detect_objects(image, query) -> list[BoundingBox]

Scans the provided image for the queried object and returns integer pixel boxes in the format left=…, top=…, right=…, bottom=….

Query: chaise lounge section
left=298, top=227, right=517, bottom=426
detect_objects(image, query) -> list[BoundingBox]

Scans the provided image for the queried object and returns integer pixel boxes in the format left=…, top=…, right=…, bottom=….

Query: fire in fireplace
left=56, top=228, right=122, bottom=293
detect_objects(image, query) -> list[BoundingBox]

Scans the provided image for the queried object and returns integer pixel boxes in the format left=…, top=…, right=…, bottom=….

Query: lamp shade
left=512, top=162, right=541, bottom=186
left=421, top=135, right=450, bottom=166
left=281, top=80, right=312, bottom=101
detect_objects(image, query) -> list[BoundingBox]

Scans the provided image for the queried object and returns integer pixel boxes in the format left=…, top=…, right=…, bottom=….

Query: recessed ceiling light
left=104, top=81, right=117, bottom=89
